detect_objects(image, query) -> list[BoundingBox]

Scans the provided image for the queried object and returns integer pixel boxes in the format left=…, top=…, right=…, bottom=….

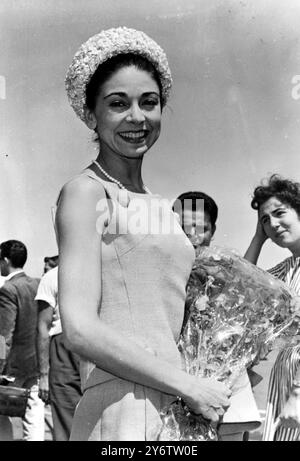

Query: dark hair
left=85, top=53, right=163, bottom=111
left=0, top=240, right=27, bottom=268
left=44, top=255, right=59, bottom=268
left=251, top=174, right=300, bottom=216
left=173, top=191, right=218, bottom=227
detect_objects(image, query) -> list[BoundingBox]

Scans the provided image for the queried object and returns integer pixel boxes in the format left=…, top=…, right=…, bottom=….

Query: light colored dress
left=263, top=256, right=300, bottom=441
left=69, top=170, right=195, bottom=441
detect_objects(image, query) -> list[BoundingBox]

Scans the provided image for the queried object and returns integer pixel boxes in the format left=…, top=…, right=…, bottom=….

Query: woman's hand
left=183, top=377, right=231, bottom=423
left=253, top=218, right=268, bottom=245
left=279, top=388, right=300, bottom=429
left=244, top=217, right=268, bottom=264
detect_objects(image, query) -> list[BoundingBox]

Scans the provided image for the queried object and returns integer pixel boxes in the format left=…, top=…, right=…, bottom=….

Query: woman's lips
left=118, top=130, right=149, bottom=143
left=275, top=230, right=287, bottom=238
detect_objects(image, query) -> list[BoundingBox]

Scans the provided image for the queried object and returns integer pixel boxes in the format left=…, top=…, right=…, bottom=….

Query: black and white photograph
left=0, top=0, right=300, bottom=444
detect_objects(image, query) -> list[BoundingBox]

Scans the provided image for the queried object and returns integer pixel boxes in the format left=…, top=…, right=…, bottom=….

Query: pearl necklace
left=93, top=160, right=150, bottom=194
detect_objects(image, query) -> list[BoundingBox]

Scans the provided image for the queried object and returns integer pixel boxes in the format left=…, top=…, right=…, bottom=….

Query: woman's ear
left=84, top=108, right=97, bottom=130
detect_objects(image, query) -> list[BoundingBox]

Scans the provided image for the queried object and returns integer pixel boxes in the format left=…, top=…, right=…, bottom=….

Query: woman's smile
left=275, top=230, right=287, bottom=238
left=118, top=129, right=150, bottom=143
left=274, top=230, right=289, bottom=243
left=259, top=197, right=300, bottom=251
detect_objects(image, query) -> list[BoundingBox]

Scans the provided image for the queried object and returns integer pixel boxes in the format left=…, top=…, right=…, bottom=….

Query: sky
left=1, top=0, right=300, bottom=276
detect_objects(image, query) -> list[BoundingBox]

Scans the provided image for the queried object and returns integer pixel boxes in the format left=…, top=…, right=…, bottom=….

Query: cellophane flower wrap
left=158, top=246, right=300, bottom=441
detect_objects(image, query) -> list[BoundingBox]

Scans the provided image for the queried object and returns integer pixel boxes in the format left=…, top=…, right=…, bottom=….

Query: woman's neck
left=93, top=152, right=145, bottom=193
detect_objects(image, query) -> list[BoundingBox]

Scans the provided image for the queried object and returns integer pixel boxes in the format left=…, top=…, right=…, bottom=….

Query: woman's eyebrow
left=141, top=91, right=160, bottom=97
left=104, top=92, right=127, bottom=99
left=260, top=206, right=285, bottom=221
left=104, top=91, right=160, bottom=99
left=272, top=206, right=286, bottom=212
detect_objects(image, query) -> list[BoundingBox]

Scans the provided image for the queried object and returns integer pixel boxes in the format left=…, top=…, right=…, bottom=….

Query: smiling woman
left=85, top=53, right=163, bottom=167
left=86, top=62, right=162, bottom=169
left=258, top=197, right=300, bottom=252
left=56, top=27, right=231, bottom=441
left=244, top=174, right=300, bottom=441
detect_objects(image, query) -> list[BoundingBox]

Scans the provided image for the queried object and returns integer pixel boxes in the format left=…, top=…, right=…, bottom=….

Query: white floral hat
left=65, top=27, right=172, bottom=127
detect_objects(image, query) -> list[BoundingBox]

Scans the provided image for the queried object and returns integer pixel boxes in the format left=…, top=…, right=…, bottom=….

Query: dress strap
left=80, top=169, right=119, bottom=201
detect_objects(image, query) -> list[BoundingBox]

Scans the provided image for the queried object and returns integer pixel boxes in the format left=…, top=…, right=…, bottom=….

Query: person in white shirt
left=36, top=266, right=81, bottom=441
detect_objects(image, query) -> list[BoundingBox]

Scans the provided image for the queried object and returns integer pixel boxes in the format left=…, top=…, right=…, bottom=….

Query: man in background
left=173, top=190, right=218, bottom=332
left=0, top=240, right=44, bottom=440
left=173, top=190, right=217, bottom=249
left=36, top=264, right=81, bottom=440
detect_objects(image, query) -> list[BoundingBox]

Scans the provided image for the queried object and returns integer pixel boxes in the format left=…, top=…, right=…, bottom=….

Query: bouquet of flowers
left=159, top=246, right=300, bottom=441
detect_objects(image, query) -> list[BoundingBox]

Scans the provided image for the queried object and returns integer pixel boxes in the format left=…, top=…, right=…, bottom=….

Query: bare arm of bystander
left=37, top=301, right=53, bottom=404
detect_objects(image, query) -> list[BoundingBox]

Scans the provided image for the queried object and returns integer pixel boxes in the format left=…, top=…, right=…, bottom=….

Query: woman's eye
left=142, top=99, right=159, bottom=108
left=110, top=101, right=126, bottom=108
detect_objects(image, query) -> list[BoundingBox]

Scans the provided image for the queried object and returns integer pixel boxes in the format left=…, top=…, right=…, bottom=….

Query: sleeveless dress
left=69, top=170, right=195, bottom=441
left=263, top=256, right=300, bottom=441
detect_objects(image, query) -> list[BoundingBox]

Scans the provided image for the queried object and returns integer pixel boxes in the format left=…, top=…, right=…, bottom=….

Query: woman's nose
left=126, top=104, right=145, bottom=123
left=269, top=217, right=280, bottom=229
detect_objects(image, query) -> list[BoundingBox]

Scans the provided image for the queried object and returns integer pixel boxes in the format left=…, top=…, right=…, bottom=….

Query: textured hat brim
left=65, top=27, right=172, bottom=127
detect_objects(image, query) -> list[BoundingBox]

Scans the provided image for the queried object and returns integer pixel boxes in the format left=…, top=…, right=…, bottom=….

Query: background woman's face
left=259, top=197, right=300, bottom=251
left=91, top=65, right=161, bottom=158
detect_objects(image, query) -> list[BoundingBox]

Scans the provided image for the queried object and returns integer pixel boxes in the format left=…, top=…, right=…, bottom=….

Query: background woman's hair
left=251, top=174, right=300, bottom=216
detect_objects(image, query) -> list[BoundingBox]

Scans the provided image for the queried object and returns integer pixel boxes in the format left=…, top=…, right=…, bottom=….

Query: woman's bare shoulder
left=58, top=173, right=106, bottom=206
left=56, top=172, right=111, bottom=236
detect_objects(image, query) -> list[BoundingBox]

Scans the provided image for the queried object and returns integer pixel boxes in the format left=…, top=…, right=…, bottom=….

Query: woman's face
left=259, top=197, right=300, bottom=251
left=88, top=65, right=162, bottom=158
